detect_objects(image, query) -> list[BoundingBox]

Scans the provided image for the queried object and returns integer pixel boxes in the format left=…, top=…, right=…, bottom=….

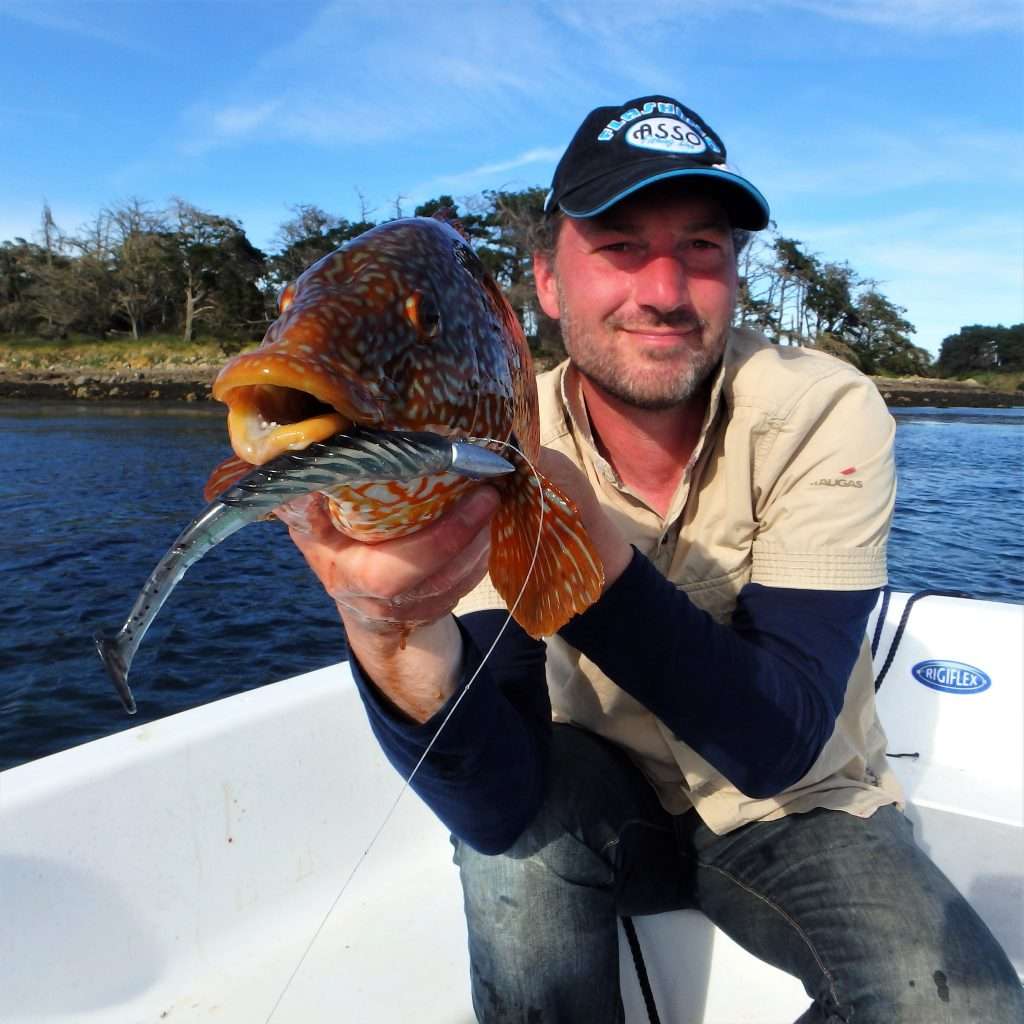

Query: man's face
left=534, top=188, right=738, bottom=410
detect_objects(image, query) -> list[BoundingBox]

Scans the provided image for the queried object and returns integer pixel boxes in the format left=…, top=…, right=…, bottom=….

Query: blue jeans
left=452, top=724, right=1023, bottom=1023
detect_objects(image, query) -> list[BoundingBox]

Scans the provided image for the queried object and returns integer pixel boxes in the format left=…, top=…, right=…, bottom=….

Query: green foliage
left=737, top=232, right=929, bottom=375
left=0, top=201, right=270, bottom=344
left=809, top=332, right=861, bottom=367
left=4, top=189, right=985, bottom=382
left=936, top=323, right=1024, bottom=376
left=267, top=204, right=373, bottom=292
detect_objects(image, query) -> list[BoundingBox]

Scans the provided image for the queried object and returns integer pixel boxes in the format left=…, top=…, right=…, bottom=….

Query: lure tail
left=94, top=502, right=251, bottom=716
left=95, top=431, right=514, bottom=715
left=94, top=631, right=137, bottom=714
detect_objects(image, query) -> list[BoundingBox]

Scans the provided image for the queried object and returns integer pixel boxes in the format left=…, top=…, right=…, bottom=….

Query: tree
left=0, top=239, right=44, bottom=334
left=268, top=204, right=375, bottom=290
left=25, top=206, right=111, bottom=338
left=848, top=290, right=926, bottom=376
left=804, top=261, right=857, bottom=337
left=169, top=200, right=266, bottom=342
left=996, top=324, right=1024, bottom=371
left=736, top=233, right=779, bottom=337
left=0, top=187, right=948, bottom=380
left=470, top=187, right=565, bottom=359
left=771, top=236, right=816, bottom=343
left=65, top=213, right=119, bottom=336
left=937, top=324, right=1024, bottom=376
left=105, top=199, right=172, bottom=339
left=23, top=205, right=95, bottom=337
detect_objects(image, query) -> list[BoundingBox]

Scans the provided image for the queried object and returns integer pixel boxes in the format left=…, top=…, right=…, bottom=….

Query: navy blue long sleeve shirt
left=351, top=547, right=878, bottom=854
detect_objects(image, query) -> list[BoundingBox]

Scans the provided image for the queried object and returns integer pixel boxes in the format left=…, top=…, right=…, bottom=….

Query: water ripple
left=1, top=403, right=1020, bottom=770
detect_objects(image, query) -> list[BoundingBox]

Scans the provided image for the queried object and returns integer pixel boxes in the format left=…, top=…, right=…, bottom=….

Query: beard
left=555, top=279, right=728, bottom=411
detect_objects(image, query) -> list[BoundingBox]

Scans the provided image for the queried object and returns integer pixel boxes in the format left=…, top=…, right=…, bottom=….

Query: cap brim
left=558, top=166, right=770, bottom=231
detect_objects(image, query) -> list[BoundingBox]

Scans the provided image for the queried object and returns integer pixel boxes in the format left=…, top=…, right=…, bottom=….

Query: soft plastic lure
left=94, top=428, right=512, bottom=715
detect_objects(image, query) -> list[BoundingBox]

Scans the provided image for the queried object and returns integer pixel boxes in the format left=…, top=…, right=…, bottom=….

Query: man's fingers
left=276, top=492, right=334, bottom=538
left=399, top=518, right=493, bottom=602
left=281, top=485, right=501, bottom=610
left=347, top=486, right=499, bottom=600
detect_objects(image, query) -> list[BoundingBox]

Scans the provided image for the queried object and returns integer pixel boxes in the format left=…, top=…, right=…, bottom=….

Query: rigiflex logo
left=911, top=660, right=991, bottom=695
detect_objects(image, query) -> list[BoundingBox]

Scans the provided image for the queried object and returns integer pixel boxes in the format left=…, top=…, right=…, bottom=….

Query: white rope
left=264, top=438, right=545, bottom=1022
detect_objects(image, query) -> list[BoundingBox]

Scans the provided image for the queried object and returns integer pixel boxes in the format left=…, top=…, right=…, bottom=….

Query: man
left=288, top=97, right=1023, bottom=1022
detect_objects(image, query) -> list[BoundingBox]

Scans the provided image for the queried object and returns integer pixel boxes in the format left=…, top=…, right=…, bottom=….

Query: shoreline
left=0, top=367, right=1021, bottom=409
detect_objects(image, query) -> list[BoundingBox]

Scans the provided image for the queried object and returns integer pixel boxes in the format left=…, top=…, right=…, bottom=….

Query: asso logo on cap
left=596, top=100, right=722, bottom=157
left=626, top=119, right=706, bottom=155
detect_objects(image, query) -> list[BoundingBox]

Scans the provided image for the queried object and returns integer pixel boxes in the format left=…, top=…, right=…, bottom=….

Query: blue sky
left=1, top=0, right=1021, bottom=356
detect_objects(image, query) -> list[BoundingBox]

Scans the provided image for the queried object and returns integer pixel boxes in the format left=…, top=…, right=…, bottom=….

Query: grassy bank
left=0, top=334, right=256, bottom=371
left=952, top=370, right=1024, bottom=393
left=2, top=336, right=1022, bottom=406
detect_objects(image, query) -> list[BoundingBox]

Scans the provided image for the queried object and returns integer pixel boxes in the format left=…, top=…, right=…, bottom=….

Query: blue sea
left=1, top=402, right=1021, bottom=771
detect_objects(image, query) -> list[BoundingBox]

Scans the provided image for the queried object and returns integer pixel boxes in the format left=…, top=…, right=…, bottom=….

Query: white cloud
left=175, top=2, right=590, bottom=155
left=211, top=101, right=283, bottom=138
left=180, top=92, right=408, bottom=155
left=0, top=1, right=153, bottom=52
left=420, top=147, right=564, bottom=188
left=785, top=0, right=1023, bottom=32
left=553, top=0, right=1022, bottom=33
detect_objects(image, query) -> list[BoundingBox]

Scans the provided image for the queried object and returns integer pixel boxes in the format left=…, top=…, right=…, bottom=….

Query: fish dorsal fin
left=202, top=453, right=256, bottom=503
left=431, top=206, right=469, bottom=241
left=488, top=459, right=604, bottom=637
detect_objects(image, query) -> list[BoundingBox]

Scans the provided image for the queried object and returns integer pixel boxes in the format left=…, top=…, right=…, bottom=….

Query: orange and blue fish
left=206, top=214, right=604, bottom=637
left=97, top=216, right=604, bottom=711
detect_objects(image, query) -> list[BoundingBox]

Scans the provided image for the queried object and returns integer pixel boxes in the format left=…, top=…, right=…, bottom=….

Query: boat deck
left=1, top=592, right=1020, bottom=1022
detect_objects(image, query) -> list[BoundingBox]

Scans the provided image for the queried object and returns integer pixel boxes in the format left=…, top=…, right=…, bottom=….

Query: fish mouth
left=212, top=353, right=382, bottom=465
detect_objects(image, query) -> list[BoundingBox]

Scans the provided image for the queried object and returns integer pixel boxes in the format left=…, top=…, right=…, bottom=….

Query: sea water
left=0, top=402, right=1020, bottom=770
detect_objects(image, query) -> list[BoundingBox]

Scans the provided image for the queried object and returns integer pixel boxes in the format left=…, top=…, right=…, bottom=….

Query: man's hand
left=277, top=486, right=500, bottom=722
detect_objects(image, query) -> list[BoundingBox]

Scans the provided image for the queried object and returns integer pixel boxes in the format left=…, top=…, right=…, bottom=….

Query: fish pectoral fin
left=488, top=467, right=605, bottom=638
left=202, top=454, right=256, bottom=503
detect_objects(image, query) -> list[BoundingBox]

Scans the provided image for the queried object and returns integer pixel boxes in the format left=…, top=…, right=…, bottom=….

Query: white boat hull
left=1, top=591, right=1020, bottom=1022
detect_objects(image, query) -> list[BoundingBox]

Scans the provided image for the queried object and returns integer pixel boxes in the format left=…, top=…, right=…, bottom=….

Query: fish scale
left=206, top=213, right=604, bottom=638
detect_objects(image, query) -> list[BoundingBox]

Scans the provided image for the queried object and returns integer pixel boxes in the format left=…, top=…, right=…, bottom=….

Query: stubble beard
left=555, top=279, right=729, bottom=411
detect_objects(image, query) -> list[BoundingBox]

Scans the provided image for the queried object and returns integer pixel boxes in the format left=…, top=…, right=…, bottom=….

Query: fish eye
left=404, top=291, right=441, bottom=340
left=277, top=283, right=296, bottom=314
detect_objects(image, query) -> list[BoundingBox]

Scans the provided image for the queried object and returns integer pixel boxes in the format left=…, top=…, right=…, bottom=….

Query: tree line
left=1, top=190, right=1014, bottom=377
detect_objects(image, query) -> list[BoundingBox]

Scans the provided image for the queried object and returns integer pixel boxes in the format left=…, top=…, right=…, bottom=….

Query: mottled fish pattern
left=204, top=215, right=603, bottom=637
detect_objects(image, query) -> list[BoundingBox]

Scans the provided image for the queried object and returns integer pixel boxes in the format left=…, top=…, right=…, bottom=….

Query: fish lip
left=212, top=352, right=383, bottom=465
left=212, top=351, right=381, bottom=418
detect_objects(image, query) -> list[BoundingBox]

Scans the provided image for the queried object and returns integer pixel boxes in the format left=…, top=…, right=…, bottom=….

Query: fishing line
left=264, top=438, right=546, bottom=1023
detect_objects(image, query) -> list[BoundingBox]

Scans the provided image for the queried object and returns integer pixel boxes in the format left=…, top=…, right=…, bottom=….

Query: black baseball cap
left=544, top=96, right=769, bottom=231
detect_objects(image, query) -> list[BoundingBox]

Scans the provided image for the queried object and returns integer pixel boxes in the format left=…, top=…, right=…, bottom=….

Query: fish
left=96, top=429, right=515, bottom=713
left=204, top=214, right=605, bottom=638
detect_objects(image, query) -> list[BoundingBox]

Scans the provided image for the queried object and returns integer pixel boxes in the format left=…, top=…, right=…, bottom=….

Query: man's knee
left=453, top=726, right=625, bottom=890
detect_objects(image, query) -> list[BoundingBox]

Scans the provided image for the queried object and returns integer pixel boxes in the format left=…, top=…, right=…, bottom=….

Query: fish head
left=212, top=216, right=528, bottom=466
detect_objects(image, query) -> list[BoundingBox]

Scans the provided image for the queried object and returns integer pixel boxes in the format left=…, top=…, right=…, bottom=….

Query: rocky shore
left=0, top=365, right=1021, bottom=408
left=0, top=366, right=218, bottom=403
left=869, top=375, right=1023, bottom=408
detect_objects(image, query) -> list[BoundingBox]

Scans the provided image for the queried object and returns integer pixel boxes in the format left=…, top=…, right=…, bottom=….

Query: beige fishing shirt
left=457, top=326, right=904, bottom=834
